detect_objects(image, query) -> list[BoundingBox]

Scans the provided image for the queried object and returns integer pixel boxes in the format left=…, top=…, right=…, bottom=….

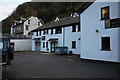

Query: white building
left=11, top=16, right=43, bottom=38
left=24, top=16, right=43, bottom=36
left=31, top=1, right=120, bottom=63
left=80, top=1, right=120, bottom=62
left=31, top=16, right=81, bottom=54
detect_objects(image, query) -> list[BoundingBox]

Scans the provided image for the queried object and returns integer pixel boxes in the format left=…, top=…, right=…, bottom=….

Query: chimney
left=32, top=10, right=37, bottom=17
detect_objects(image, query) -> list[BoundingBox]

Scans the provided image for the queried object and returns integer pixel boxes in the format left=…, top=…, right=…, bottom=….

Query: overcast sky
left=0, top=0, right=31, bottom=22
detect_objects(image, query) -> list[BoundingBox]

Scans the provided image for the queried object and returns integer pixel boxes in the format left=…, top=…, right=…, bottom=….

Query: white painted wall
left=81, top=2, right=120, bottom=62
left=10, top=39, right=32, bottom=51
left=24, top=16, right=42, bottom=36
left=118, top=28, right=120, bottom=62
left=64, top=26, right=81, bottom=54
left=119, top=1, right=120, bottom=17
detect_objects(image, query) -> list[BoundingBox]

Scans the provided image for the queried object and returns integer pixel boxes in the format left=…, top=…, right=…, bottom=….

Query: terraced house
left=31, top=13, right=81, bottom=54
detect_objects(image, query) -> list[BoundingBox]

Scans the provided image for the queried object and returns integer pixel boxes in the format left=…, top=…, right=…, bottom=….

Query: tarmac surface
left=2, top=51, right=120, bottom=78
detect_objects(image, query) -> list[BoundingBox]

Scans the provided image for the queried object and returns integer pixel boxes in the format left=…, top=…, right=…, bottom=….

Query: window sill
left=101, top=49, right=111, bottom=51
left=72, top=48, right=76, bottom=49
left=100, top=18, right=110, bottom=21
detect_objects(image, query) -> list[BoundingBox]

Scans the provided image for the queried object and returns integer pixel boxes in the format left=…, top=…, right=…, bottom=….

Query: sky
left=0, top=0, right=31, bottom=22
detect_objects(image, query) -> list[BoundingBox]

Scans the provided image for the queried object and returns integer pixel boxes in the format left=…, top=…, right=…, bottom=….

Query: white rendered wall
left=24, top=16, right=42, bottom=36
left=64, top=26, right=81, bottom=54
left=118, top=28, right=120, bottom=62
left=10, top=39, right=32, bottom=51
left=81, top=2, right=119, bottom=62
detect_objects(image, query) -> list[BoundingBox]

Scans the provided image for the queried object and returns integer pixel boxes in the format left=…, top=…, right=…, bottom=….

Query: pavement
left=2, top=51, right=120, bottom=78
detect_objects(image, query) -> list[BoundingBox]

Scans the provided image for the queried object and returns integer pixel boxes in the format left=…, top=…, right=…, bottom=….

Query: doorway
left=35, top=42, right=41, bottom=51
left=51, top=42, right=56, bottom=52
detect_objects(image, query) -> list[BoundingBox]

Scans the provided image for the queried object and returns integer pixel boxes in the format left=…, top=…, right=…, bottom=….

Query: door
left=51, top=42, right=56, bottom=52
left=35, top=42, right=41, bottom=51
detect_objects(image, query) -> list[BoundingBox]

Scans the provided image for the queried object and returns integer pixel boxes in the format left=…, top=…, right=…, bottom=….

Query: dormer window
left=101, top=6, right=110, bottom=20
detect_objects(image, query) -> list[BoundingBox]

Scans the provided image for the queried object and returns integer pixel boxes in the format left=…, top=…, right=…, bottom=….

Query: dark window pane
left=56, top=27, right=62, bottom=34
left=101, top=37, right=110, bottom=50
left=28, top=20, right=30, bottom=24
left=39, top=31, right=41, bottom=36
left=46, top=42, right=48, bottom=48
left=43, top=42, right=45, bottom=48
left=72, top=41, right=76, bottom=49
left=51, top=29, right=53, bottom=34
left=72, top=25, right=76, bottom=32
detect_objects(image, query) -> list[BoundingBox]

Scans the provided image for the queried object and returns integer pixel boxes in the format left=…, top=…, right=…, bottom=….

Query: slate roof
left=31, top=16, right=80, bottom=32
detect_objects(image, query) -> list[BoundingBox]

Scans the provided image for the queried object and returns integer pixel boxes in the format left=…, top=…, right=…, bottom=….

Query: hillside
left=1, top=2, right=84, bottom=33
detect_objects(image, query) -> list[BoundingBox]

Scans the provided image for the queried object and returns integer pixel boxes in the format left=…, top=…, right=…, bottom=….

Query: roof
left=31, top=16, right=80, bottom=32
left=77, top=2, right=94, bottom=14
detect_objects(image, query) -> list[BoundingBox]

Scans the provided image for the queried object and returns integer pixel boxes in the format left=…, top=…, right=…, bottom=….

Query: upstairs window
left=36, top=31, right=38, bottom=36
left=28, top=20, right=30, bottom=24
left=51, top=29, right=53, bottom=34
left=26, top=25, right=29, bottom=30
left=39, top=31, right=41, bottom=36
left=101, top=6, right=110, bottom=20
left=46, top=29, right=48, bottom=34
left=101, top=37, right=111, bottom=51
left=72, top=25, right=76, bottom=32
left=55, top=27, right=62, bottom=34
left=43, top=30, right=45, bottom=35
left=72, top=41, right=76, bottom=49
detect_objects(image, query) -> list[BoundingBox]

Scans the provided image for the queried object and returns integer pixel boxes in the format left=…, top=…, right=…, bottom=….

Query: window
left=51, top=29, right=53, bottom=34
left=46, top=42, right=48, bottom=48
left=72, top=41, right=76, bottom=49
left=36, top=31, right=38, bottom=36
left=39, top=31, right=41, bottom=36
left=78, top=24, right=80, bottom=32
left=101, top=6, right=110, bottom=20
left=38, top=22, right=40, bottom=26
left=26, top=25, right=29, bottom=30
left=43, top=42, right=45, bottom=48
left=55, top=27, right=62, bottom=34
left=101, top=37, right=111, bottom=51
left=43, top=30, right=46, bottom=35
left=28, top=20, right=30, bottom=24
left=46, top=29, right=48, bottom=34
left=72, top=25, right=76, bottom=32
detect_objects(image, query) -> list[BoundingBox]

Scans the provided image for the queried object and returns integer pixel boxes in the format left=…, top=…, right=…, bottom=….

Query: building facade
left=32, top=16, right=81, bottom=54
left=12, top=16, right=43, bottom=38
left=80, top=1, right=120, bottom=62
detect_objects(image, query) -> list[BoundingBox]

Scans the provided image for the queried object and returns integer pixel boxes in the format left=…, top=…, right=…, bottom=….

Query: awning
left=33, top=38, right=41, bottom=42
left=33, top=38, right=41, bottom=40
left=48, top=38, right=58, bottom=42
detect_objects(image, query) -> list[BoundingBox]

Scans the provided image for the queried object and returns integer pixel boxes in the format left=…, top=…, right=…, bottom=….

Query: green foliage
left=1, top=2, right=84, bottom=33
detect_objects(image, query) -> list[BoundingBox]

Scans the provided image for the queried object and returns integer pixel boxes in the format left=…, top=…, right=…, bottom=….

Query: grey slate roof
left=31, top=16, right=80, bottom=32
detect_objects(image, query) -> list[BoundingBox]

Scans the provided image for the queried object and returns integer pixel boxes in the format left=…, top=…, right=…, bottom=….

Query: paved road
left=2, top=52, right=120, bottom=78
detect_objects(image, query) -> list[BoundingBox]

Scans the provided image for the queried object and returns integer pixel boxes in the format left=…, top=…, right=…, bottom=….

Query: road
left=2, top=52, right=120, bottom=78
